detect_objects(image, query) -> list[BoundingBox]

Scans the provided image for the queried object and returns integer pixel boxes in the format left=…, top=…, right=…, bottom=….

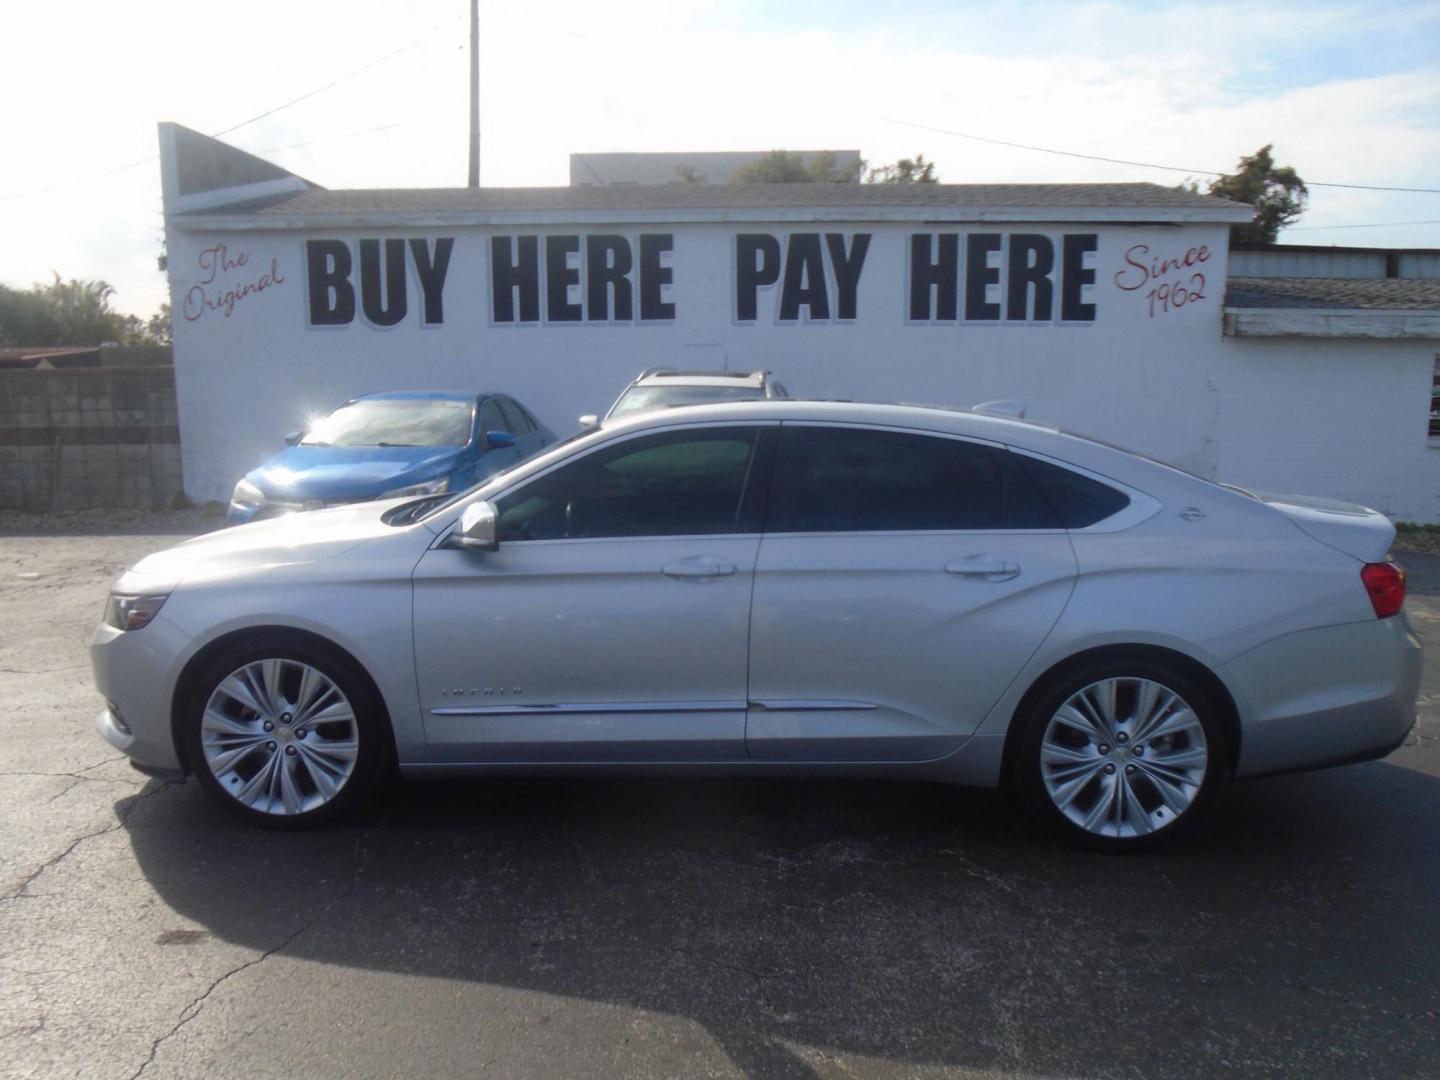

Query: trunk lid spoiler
left=1240, top=489, right=1395, bottom=563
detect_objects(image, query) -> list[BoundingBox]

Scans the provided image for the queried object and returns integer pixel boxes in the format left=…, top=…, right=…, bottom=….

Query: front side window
left=497, top=398, right=533, bottom=435
left=496, top=426, right=765, bottom=540
left=767, top=425, right=1058, bottom=532
left=302, top=399, right=473, bottom=448
left=478, top=399, right=508, bottom=438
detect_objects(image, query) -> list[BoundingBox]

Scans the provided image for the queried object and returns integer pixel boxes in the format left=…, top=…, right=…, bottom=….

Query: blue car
left=227, top=391, right=554, bottom=524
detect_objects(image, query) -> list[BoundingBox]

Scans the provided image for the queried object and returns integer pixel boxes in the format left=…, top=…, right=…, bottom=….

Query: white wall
left=169, top=218, right=1440, bottom=522
left=169, top=219, right=1240, bottom=504
left=1216, top=337, right=1440, bottom=522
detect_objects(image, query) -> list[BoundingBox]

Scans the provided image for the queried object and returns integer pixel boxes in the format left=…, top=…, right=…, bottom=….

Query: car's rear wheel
left=183, top=641, right=387, bottom=827
left=1014, top=660, right=1223, bottom=851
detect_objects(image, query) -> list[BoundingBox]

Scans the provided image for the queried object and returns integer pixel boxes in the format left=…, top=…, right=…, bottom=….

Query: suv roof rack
left=638, top=369, right=771, bottom=380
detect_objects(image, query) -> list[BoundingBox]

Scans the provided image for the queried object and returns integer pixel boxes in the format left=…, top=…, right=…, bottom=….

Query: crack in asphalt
left=0, top=761, right=144, bottom=806
left=128, top=919, right=317, bottom=1080
left=2, top=1013, right=46, bottom=1040
left=124, top=814, right=384, bottom=1077
left=1, top=780, right=178, bottom=901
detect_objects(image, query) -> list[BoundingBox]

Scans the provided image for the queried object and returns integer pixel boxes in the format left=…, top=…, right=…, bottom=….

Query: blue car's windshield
left=302, top=399, right=473, bottom=447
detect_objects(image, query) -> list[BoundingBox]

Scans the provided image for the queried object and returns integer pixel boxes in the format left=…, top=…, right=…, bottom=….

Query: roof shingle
left=1225, top=277, right=1440, bottom=311
left=198, top=181, right=1242, bottom=217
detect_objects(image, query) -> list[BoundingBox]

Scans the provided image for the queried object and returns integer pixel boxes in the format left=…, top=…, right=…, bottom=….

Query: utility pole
left=467, top=0, right=480, bottom=187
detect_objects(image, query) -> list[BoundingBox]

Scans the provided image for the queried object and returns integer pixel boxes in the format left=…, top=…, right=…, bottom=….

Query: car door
left=746, top=422, right=1077, bottom=762
left=413, top=423, right=775, bottom=762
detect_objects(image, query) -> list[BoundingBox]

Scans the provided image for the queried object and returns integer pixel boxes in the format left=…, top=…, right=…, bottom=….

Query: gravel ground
left=0, top=504, right=228, bottom=538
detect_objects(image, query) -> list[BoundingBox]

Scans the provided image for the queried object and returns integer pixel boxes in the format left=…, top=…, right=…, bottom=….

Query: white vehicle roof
left=632, top=370, right=770, bottom=388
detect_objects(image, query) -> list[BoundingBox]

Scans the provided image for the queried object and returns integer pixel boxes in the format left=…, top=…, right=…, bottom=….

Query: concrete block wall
left=0, top=367, right=183, bottom=512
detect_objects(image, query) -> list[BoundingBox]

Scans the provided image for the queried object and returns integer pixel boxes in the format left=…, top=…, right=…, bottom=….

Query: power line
left=210, top=22, right=449, bottom=139
left=0, top=20, right=453, bottom=202
left=1288, top=219, right=1440, bottom=231
left=873, top=115, right=1440, bottom=194
left=256, top=122, right=405, bottom=158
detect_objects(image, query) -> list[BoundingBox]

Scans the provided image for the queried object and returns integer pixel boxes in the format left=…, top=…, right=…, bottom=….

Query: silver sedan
left=91, top=401, right=1421, bottom=850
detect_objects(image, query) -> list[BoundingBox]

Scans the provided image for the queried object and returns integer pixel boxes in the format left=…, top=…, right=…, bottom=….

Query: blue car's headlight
left=231, top=478, right=264, bottom=510
left=381, top=477, right=450, bottom=500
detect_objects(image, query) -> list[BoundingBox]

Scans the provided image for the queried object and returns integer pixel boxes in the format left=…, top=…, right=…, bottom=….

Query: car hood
left=116, top=499, right=410, bottom=594
left=249, top=445, right=468, bottom=501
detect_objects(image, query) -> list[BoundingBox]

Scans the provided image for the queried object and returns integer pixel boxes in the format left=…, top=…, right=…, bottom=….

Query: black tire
left=181, top=636, right=391, bottom=829
left=1013, top=658, right=1225, bottom=852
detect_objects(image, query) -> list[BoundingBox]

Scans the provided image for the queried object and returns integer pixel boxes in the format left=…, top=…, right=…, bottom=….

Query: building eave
left=168, top=204, right=1249, bottom=232
left=1223, top=307, right=1440, bottom=340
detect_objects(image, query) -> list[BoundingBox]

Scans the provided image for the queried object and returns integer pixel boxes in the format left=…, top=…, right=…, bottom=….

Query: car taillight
left=1361, top=562, right=1405, bottom=618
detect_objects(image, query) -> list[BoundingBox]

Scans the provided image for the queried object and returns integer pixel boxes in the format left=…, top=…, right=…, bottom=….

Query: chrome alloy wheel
left=200, top=658, right=359, bottom=816
left=1039, top=677, right=1209, bottom=840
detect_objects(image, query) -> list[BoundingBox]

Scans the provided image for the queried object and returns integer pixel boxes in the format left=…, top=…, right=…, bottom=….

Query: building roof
left=1225, top=277, right=1440, bottom=311
left=1231, top=242, right=1440, bottom=256
left=172, top=181, right=1250, bottom=230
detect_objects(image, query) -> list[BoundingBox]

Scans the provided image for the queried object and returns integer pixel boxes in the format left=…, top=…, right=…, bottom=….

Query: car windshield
left=608, top=385, right=766, bottom=419
left=302, top=399, right=473, bottom=447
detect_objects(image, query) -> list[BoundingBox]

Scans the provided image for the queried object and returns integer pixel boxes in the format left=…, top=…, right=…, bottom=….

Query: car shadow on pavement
left=121, top=760, right=1440, bottom=1078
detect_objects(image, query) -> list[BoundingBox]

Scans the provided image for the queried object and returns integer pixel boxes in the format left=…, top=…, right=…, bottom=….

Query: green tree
left=38, top=276, right=127, bottom=344
left=730, top=150, right=862, bottom=183
left=0, top=274, right=166, bottom=346
left=865, top=154, right=938, bottom=184
left=0, top=284, right=61, bottom=345
left=144, top=303, right=172, bottom=345
left=1207, top=145, right=1307, bottom=244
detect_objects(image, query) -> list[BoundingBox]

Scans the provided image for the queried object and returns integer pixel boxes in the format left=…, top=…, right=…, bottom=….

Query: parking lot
left=2, top=522, right=1439, bottom=1080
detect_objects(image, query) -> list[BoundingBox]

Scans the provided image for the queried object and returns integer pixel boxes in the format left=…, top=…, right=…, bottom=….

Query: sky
left=2, top=0, right=1437, bottom=319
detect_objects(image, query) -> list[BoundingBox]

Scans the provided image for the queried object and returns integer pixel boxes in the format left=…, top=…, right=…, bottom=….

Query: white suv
left=580, top=368, right=788, bottom=428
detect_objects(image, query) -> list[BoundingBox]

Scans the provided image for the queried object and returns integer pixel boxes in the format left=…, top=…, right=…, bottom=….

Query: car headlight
left=381, top=477, right=450, bottom=500
left=103, top=593, right=169, bottom=632
left=231, top=478, right=264, bottom=509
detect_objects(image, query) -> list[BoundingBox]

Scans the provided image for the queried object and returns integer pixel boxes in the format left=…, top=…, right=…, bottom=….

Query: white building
left=159, top=124, right=1440, bottom=521
left=569, top=150, right=863, bottom=186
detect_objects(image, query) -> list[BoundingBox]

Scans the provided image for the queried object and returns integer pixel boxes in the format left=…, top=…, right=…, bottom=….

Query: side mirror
left=284, top=431, right=304, bottom=446
left=485, top=430, right=517, bottom=450
left=447, top=500, right=498, bottom=551
left=578, top=414, right=599, bottom=428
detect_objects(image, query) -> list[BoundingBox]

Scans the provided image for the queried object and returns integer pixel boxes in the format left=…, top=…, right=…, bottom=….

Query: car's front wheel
left=182, top=640, right=388, bottom=827
left=1014, top=660, right=1224, bottom=851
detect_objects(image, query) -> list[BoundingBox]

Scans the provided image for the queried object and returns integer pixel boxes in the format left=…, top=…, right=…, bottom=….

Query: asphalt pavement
left=2, top=529, right=1438, bottom=1079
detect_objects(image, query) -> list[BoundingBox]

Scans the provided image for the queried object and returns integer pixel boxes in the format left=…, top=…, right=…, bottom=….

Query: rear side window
left=767, top=426, right=1058, bottom=532
left=1017, top=455, right=1130, bottom=527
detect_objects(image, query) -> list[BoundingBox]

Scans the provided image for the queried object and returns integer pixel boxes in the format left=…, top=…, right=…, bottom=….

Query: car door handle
left=944, top=556, right=1021, bottom=582
left=662, top=558, right=737, bottom=579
